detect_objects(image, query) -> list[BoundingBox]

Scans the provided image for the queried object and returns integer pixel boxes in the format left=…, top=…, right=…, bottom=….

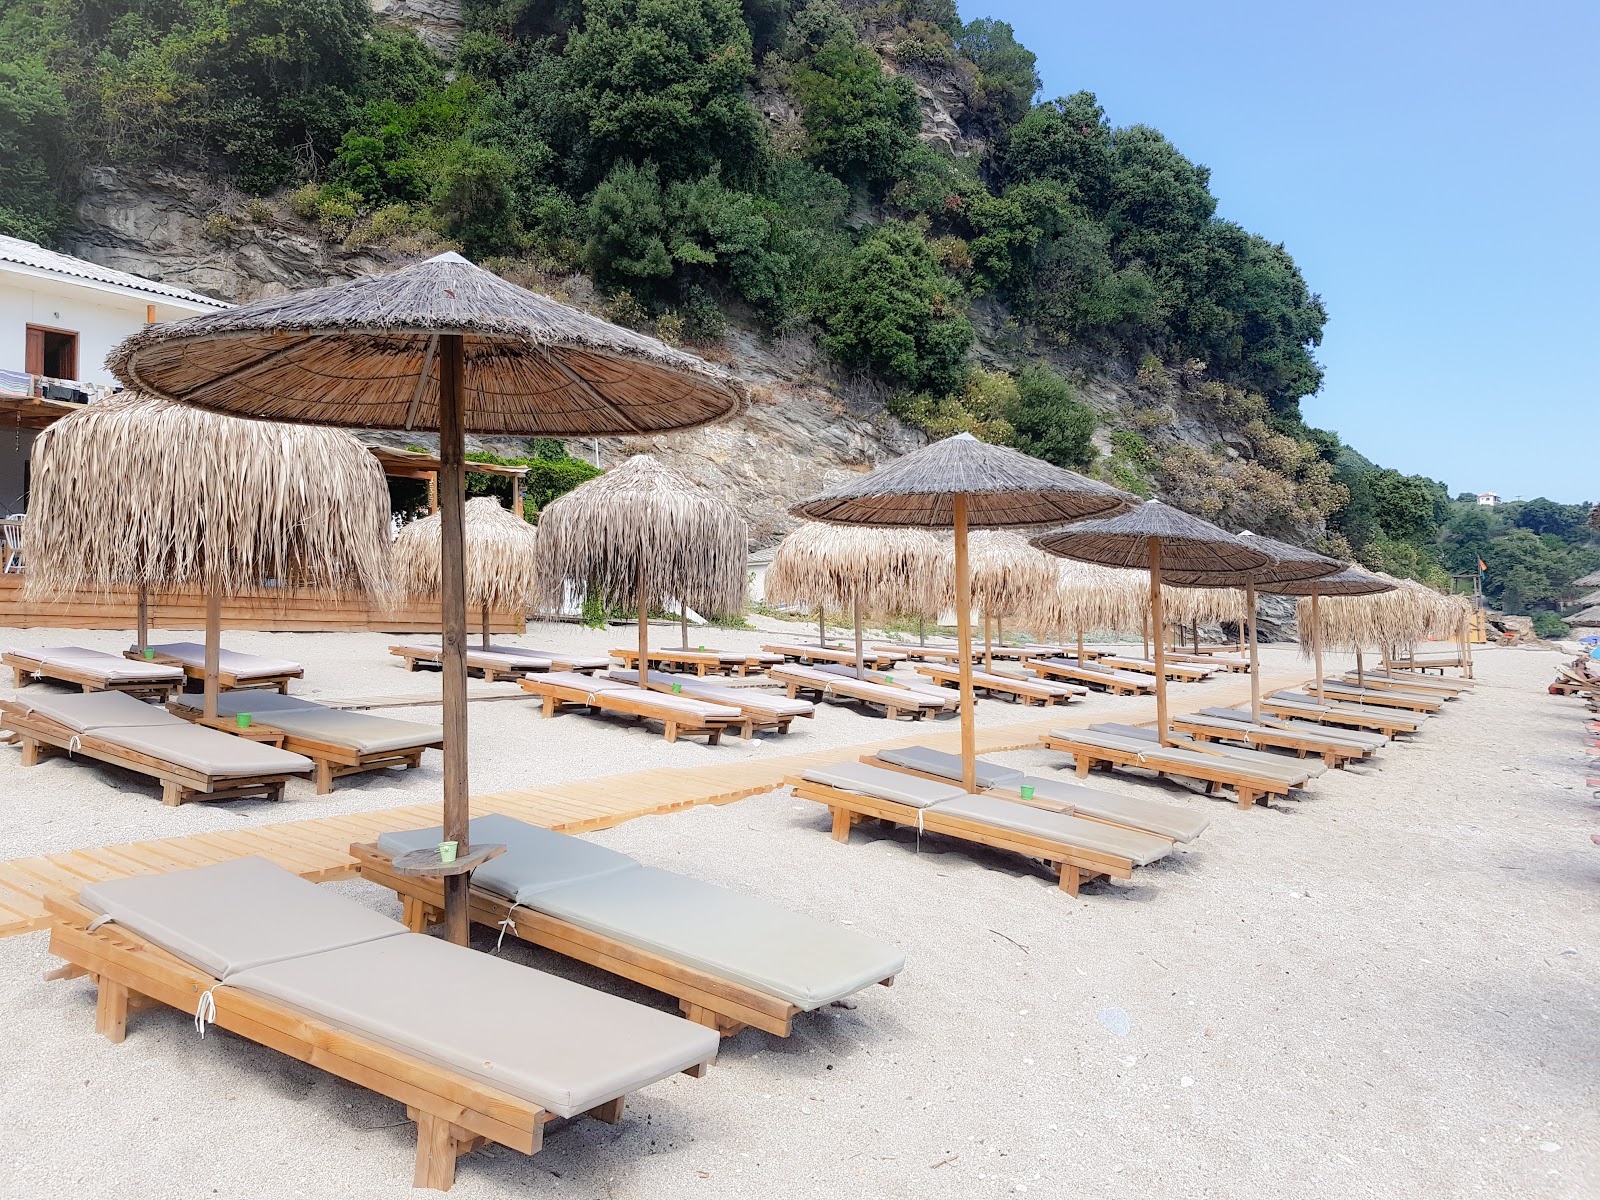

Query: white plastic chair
left=1, top=518, right=22, bottom=573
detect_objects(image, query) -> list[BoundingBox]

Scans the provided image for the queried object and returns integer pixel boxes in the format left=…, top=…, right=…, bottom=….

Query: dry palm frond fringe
left=393, top=495, right=538, bottom=610
left=765, top=522, right=949, bottom=620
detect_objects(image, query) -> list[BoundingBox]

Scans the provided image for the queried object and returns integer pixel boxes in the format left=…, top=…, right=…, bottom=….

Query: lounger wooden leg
left=314, top=760, right=334, bottom=795
left=401, top=895, right=431, bottom=932
left=830, top=806, right=853, bottom=843
left=161, top=781, right=184, bottom=807
left=587, top=1097, right=625, bottom=1124
left=94, top=976, right=128, bottom=1043
left=541, top=696, right=555, bottom=719
left=1074, top=756, right=1091, bottom=779
left=412, top=1111, right=460, bottom=1191
left=18, top=736, right=40, bottom=768
left=1058, top=864, right=1081, bottom=896
left=1236, top=788, right=1258, bottom=809
left=664, top=723, right=678, bottom=744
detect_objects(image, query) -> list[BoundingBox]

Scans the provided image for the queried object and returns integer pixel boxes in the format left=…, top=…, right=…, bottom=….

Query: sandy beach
left=0, top=624, right=1594, bottom=1199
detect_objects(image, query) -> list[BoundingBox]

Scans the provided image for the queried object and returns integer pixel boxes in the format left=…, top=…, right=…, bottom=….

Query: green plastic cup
left=672, top=682, right=682, bottom=693
left=142, top=648, right=155, bottom=660
left=1019, top=785, right=1035, bottom=801
left=885, top=674, right=893, bottom=683
left=438, top=840, right=458, bottom=865
left=697, top=644, right=705, bottom=650
left=236, top=713, right=252, bottom=730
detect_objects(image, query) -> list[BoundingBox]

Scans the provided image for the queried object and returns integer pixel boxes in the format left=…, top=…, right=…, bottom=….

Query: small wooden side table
left=194, top=714, right=286, bottom=748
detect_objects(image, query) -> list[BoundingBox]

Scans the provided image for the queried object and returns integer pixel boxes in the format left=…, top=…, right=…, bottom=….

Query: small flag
left=1477, top=558, right=1487, bottom=572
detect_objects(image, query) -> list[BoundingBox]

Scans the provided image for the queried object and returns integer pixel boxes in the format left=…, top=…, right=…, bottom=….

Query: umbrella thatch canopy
left=964, top=531, right=1061, bottom=667
left=1576, top=568, right=1600, bottom=588
left=792, top=432, right=1135, bottom=794
left=1568, top=604, right=1600, bottom=627
left=24, top=392, right=390, bottom=719
left=115, top=251, right=744, bottom=946
left=394, top=496, right=539, bottom=646
left=1265, top=568, right=1395, bottom=700
left=1160, top=585, right=1248, bottom=627
left=535, top=455, right=746, bottom=690
left=1034, top=500, right=1272, bottom=743
left=1575, top=589, right=1600, bottom=606
left=766, top=522, right=948, bottom=677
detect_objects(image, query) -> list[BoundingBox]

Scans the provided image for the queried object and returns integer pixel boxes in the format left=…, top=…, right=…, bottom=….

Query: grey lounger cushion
left=610, top=670, right=814, bottom=717
left=169, top=691, right=323, bottom=716
left=146, top=642, right=302, bottom=679
left=16, top=689, right=181, bottom=731
left=230, top=933, right=719, bottom=1118
left=801, top=761, right=965, bottom=808
left=378, top=814, right=640, bottom=903
left=1181, top=712, right=1375, bottom=754
left=249, top=708, right=441, bottom=755
left=540, top=670, right=630, bottom=693
left=104, top=723, right=314, bottom=778
left=875, top=745, right=1025, bottom=789
left=932, top=793, right=1170, bottom=866
left=1055, top=728, right=1309, bottom=786
left=1091, top=723, right=1325, bottom=780
left=778, top=665, right=942, bottom=709
left=534, top=867, right=905, bottom=1010
left=511, top=647, right=611, bottom=671
left=79, top=856, right=407, bottom=979
left=1201, top=708, right=1387, bottom=750
left=12, top=646, right=184, bottom=683
left=1016, top=777, right=1210, bottom=843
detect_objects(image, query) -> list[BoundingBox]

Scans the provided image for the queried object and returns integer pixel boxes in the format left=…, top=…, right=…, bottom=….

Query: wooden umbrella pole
left=1148, top=537, right=1168, bottom=745
left=1077, top=627, right=1084, bottom=663
left=953, top=495, right=976, bottom=793
left=136, top=583, right=149, bottom=654
left=1460, top=613, right=1473, bottom=679
left=1247, top=580, right=1261, bottom=723
left=481, top=601, right=491, bottom=649
left=437, top=333, right=470, bottom=947
left=1192, top=622, right=1200, bottom=653
left=996, top=616, right=1004, bottom=657
left=919, top=614, right=926, bottom=647
left=983, top=612, right=993, bottom=672
left=1356, top=646, right=1364, bottom=681
left=636, top=555, right=651, bottom=692
left=1312, top=588, right=1324, bottom=703
left=1141, top=611, right=1149, bottom=660
left=818, top=606, right=825, bottom=645
left=203, top=589, right=222, bottom=722
left=681, top=608, right=688, bottom=650
left=853, top=593, right=865, bottom=680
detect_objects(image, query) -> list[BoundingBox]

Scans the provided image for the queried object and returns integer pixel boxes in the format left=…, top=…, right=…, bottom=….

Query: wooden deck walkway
left=0, top=673, right=1289, bottom=939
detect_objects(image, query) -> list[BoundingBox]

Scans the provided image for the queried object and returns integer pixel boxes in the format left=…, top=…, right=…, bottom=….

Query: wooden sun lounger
left=388, top=643, right=551, bottom=683
left=1260, top=696, right=1421, bottom=738
left=1169, top=713, right=1372, bottom=768
left=1302, top=681, right=1443, bottom=713
left=770, top=664, right=942, bottom=720
left=350, top=841, right=895, bottom=1039
left=1098, top=655, right=1218, bottom=682
left=1024, top=657, right=1155, bottom=696
left=761, top=643, right=908, bottom=670
left=4, top=648, right=183, bottom=701
left=1166, top=650, right=1251, bottom=672
left=814, top=663, right=960, bottom=712
left=1040, top=728, right=1305, bottom=810
left=518, top=674, right=742, bottom=744
left=786, top=769, right=1162, bottom=896
left=1341, top=671, right=1464, bottom=696
left=167, top=694, right=441, bottom=794
left=610, top=647, right=744, bottom=676
left=1, top=698, right=310, bottom=805
left=130, top=643, right=303, bottom=694
left=912, top=661, right=1083, bottom=706
left=872, top=643, right=975, bottom=664
left=608, top=669, right=812, bottom=735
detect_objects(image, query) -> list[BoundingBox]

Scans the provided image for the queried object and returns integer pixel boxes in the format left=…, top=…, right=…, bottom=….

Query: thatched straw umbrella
left=964, top=531, right=1061, bottom=669
left=394, top=496, right=539, bottom=647
left=1568, top=604, right=1600, bottom=628
left=1576, top=568, right=1600, bottom=589
left=793, top=432, right=1133, bottom=791
left=534, top=455, right=746, bottom=691
left=1034, top=500, right=1273, bottom=744
left=1576, top=589, right=1600, bottom=606
left=765, top=523, right=948, bottom=678
left=1264, top=568, right=1394, bottom=701
left=24, top=393, right=390, bottom=720
left=1038, top=561, right=1146, bottom=662
left=113, top=251, right=743, bottom=945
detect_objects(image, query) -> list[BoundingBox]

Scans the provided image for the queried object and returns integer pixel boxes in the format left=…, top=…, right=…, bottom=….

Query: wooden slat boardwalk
left=0, top=673, right=1289, bottom=939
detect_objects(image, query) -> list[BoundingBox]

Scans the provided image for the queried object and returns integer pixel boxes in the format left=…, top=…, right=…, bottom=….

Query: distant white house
left=1476, top=492, right=1501, bottom=507
left=0, top=235, right=229, bottom=512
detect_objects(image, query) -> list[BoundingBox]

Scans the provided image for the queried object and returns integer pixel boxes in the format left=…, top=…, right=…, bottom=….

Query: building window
left=25, top=326, right=78, bottom=379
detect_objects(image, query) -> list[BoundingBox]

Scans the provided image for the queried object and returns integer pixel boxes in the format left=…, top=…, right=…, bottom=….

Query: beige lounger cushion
left=611, top=670, right=814, bottom=717
left=802, top=761, right=966, bottom=808
left=1091, top=723, right=1325, bottom=780
left=540, top=670, right=630, bottom=693
left=146, top=642, right=301, bottom=679
left=875, top=745, right=1024, bottom=789
left=932, top=794, right=1170, bottom=866
left=778, top=665, right=942, bottom=710
left=1017, top=777, right=1210, bottom=842
left=1183, top=712, right=1376, bottom=753
left=1057, top=728, right=1311, bottom=786
left=169, top=691, right=322, bottom=716
left=231, top=933, right=719, bottom=1118
left=377, top=814, right=639, bottom=902
left=103, top=723, right=312, bottom=777
left=1276, top=690, right=1427, bottom=715
left=533, top=867, right=906, bottom=1010
left=15, top=690, right=179, bottom=731
left=249, top=709, right=441, bottom=754
left=79, top=856, right=407, bottom=979
left=1201, top=708, right=1386, bottom=749
left=512, top=647, right=610, bottom=670
left=12, top=646, right=184, bottom=683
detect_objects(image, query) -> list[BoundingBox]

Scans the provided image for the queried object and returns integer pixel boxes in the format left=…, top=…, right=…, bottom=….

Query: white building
left=1475, top=492, right=1501, bottom=507
left=0, top=235, right=228, bottom=512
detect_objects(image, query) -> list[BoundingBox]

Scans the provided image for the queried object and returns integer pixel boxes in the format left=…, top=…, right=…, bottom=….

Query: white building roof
left=0, top=234, right=229, bottom=311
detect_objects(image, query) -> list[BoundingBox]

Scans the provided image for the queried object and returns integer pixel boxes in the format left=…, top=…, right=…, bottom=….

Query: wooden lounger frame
left=0, top=701, right=308, bottom=805
left=785, top=775, right=1137, bottom=896
left=127, top=649, right=301, bottom=694
left=350, top=843, right=891, bottom=1039
left=43, top=893, right=703, bottom=1191
left=1024, top=659, right=1153, bottom=696
left=771, top=668, right=936, bottom=721
left=167, top=705, right=440, bottom=794
left=1260, top=698, right=1419, bottom=738
left=1168, top=716, right=1369, bottom=768
left=610, top=647, right=746, bottom=677
left=913, top=662, right=1073, bottom=706
left=1341, top=671, right=1464, bottom=695
left=761, top=644, right=906, bottom=671
left=1302, top=684, right=1442, bottom=713
left=389, top=644, right=541, bottom=684
left=1039, top=731, right=1297, bottom=810
left=517, top=677, right=741, bottom=744
left=1097, top=656, right=1216, bottom=682
left=4, top=652, right=180, bottom=701
left=1165, top=651, right=1251, bottom=673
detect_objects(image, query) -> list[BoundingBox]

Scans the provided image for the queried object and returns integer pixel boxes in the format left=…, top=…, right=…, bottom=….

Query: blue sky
left=969, top=0, right=1599, bottom=504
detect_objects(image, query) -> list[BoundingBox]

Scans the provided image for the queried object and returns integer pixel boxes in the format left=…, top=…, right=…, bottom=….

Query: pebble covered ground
left=0, top=622, right=1593, bottom=1199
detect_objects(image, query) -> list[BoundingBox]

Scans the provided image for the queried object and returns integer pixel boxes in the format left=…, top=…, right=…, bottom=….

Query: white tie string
left=494, top=903, right=523, bottom=953
left=194, top=987, right=217, bottom=1037
left=67, top=735, right=80, bottom=756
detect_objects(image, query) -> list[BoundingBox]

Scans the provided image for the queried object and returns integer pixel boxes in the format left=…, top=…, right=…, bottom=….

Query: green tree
left=0, top=54, right=69, bottom=239
left=430, top=139, right=518, bottom=255
left=954, top=19, right=1038, bottom=127
left=790, top=36, right=920, bottom=186
left=1004, top=365, right=1097, bottom=468
left=1001, top=92, right=1113, bottom=213
left=814, top=222, right=972, bottom=394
